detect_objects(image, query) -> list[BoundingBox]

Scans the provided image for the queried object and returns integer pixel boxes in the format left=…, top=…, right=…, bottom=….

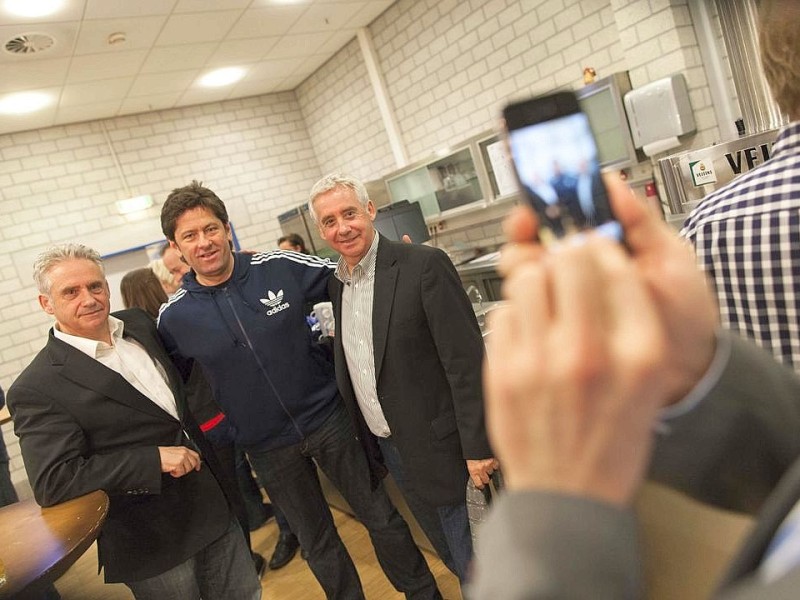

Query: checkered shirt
left=681, top=121, right=800, bottom=371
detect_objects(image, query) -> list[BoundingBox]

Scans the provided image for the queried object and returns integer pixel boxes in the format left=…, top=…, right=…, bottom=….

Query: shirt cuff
left=656, top=330, right=731, bottom=432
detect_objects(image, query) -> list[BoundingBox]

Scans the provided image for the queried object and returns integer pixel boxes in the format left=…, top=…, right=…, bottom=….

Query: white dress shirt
left=54, top=315, right=179, bottom=420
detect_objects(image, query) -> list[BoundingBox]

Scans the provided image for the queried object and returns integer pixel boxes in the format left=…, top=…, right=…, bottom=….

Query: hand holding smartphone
left=503, top=91, right=623, bottom=243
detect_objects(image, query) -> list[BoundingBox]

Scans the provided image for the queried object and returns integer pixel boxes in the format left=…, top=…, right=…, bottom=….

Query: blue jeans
left=125, top=518, right=260, bottom=600
left=376, top=435, right=473, bottom=582
left=246, top=402, right=440, bottom=600
left=234, top=446, right=291, bottom=533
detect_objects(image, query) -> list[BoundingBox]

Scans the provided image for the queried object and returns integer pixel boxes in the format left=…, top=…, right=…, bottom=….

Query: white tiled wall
left=298, top=0, right=628, bottom=176
left=1, top=0, right=739, bottom=496
left=297, top=39, right=396, bottom=182
left=0, top=93, right=322, bottom=497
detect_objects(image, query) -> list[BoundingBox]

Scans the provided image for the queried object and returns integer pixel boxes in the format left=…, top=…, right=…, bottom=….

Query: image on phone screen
left=506, top=110, right=622, bottom=241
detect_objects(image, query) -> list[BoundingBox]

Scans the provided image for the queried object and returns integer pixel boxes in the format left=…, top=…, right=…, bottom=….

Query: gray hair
left=33, top=244, right=104, bottom=295
left=307, top=172, right=370, bottom=222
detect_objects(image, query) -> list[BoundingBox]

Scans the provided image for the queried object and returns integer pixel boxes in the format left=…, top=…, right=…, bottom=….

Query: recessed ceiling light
left=199, top=67, right=246, bottom=88
left=3, top=0, right=65, bottom=18
left=0, top=91, right=52, bottom=114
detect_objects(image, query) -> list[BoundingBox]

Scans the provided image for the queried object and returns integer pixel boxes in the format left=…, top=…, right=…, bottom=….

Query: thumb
left=605, top=175, right=674, bottom=257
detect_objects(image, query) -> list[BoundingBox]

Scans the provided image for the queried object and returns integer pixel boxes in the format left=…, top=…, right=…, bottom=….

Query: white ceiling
left=0, top=0, right=395, bottom=135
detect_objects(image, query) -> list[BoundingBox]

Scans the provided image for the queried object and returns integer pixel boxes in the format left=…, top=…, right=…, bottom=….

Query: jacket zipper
left=221, top=287, right=305, bottom=441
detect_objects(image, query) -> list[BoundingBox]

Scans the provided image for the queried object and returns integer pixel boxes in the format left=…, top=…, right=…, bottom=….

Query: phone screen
left=506, top=106, right=622, bottom=242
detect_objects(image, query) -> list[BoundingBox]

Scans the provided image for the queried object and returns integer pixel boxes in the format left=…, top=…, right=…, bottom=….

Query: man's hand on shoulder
left=158, top=446, right=201, bottom=478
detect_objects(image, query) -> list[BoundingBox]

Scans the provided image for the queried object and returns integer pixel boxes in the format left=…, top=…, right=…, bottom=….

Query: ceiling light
left=3, top=0, right=65, bottom=18
left=0, top=91, right=51, bottom=114
left=198, top=67, right=246, bottom=88
left=115, top=195, right=153, bottom=215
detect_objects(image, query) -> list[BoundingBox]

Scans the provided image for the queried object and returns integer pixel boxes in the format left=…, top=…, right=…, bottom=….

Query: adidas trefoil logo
left=260, top=289, right=290, bottom=316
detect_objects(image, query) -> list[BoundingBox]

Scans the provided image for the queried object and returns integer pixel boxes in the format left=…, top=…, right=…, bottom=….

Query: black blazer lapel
left=48, top=333, right=177, bottom=423
left=372, top=237, right=398, bottom=382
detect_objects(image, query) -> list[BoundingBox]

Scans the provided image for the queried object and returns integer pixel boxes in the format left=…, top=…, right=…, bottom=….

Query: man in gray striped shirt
left=309, top=173, right=497, bottom=583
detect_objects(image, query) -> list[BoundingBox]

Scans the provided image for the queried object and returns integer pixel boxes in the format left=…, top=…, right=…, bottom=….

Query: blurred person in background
left=162, top=243, right=190, bottom=291
left=149, top=258, right=179, bottom=296
left=1, top=386, right=62, bottom=600
left=278, top=233, right=309, bottom=253
left=0, top=385, right=17, bottom=506
left=681, top=0, right=800, bottom=371
left=121, top=268, right=169, bottom=319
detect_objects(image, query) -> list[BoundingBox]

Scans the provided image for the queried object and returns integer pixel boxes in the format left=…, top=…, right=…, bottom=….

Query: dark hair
left=161, top=181, right=229, bottom=241
left=120, top=268, right=169, bottom=319
left=278, top=233, right=309, bottom=253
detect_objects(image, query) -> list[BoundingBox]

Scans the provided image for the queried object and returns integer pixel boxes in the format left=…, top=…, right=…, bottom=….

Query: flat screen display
left=374, top=200, right=431, bottom=243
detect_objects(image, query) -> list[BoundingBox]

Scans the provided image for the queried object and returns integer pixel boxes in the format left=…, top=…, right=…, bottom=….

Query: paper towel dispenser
left=624, top=75, right=696, bottom=156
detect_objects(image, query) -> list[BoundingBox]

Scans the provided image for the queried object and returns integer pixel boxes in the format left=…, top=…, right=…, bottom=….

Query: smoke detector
left=107, top=32, right=127, bottom=46
left=4, top=32, right=56, bottom=55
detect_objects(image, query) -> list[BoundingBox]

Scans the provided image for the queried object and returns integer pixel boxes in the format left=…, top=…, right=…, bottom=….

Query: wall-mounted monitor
left=374, top=200, right=431, bottom=244
left=576, top=72, right=644, bottom=170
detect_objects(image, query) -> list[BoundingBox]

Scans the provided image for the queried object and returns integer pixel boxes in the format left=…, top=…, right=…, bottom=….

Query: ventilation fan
left=4, top=33, right=56, bottom=55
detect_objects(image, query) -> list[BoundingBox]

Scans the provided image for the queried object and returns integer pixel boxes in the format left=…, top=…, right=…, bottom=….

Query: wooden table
left=0, top=490, right=109, bottom=599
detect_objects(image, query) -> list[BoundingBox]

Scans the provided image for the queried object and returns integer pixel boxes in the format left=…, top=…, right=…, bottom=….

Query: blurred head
left=149, top=258, right=179, bottom=295
left=161, top=182, right=234, bottom=286
left=759, top=0, right=800, bottom=120
left=278, top=233, right=308, bottom=253
left=162, top=245, right=190, bottom=288
left=120, top=268, right=169, bottom=319
left=33, top=244, right=111, bottom=342
left=308, top=173, right=376, bottom=269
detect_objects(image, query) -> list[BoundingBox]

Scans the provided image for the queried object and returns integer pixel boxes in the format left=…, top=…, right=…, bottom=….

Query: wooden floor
left=52, top=506, right=462, bottom=600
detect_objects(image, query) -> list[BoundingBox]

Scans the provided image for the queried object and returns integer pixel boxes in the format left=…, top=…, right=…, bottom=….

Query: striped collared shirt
left=335, top=233, right=391, bottom=437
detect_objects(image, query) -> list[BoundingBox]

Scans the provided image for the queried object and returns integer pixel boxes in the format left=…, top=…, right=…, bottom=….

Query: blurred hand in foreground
left=485, top=177, right=718, bottom=505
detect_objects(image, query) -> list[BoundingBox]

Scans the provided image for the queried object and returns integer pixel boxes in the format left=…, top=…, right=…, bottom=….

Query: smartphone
left=503, top=91, right=622, bottom=242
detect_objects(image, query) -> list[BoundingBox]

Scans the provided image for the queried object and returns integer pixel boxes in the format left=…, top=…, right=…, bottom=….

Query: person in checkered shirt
left=681, top=0, right=800, bottom=371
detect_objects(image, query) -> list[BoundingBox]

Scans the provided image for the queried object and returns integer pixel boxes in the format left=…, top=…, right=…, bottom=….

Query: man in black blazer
left=7, top=244, right=260, bottom=600
left=309, top=173, right=497, bottom=582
